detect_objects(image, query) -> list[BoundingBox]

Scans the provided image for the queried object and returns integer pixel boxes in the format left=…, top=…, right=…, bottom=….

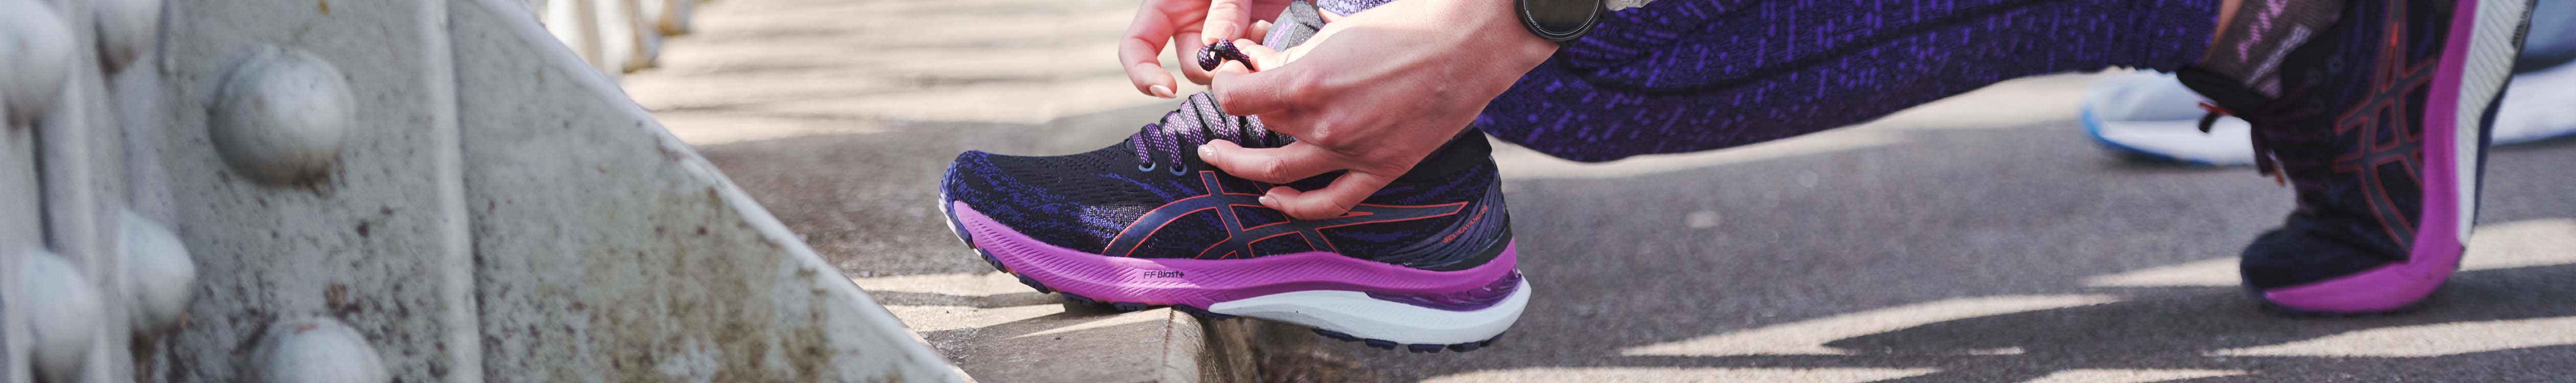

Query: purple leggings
left=1325, top=0, right=2222, bottom=162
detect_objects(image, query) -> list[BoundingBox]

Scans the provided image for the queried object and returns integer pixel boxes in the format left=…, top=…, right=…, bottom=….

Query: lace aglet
left=2195, top=102, right=2233, bottom=134
left=2255, top=152, right=2286, bottom=187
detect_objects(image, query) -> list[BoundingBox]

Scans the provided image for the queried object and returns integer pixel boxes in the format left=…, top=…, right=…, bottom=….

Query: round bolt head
left=253, top=317, right=390, bottom=383
left=122, top=210, right=197, bottom=332
left=0, top=0, right=77, bottom=121
left=21, top=249, right=101, bottom=382
left=93, top=0, right=163, bottom=73
left=210, top=47, right=354, bottom=184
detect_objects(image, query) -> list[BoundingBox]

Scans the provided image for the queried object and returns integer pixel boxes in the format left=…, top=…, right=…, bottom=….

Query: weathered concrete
left=625, top=0, right=1296, bottom=378
left=533, top=0, right=686, bottom=75
left=847, top=270, right=1305, bottom=383
left=2, top=0, right=952, bottom=380
left=451, top=0, right=954, bottom=380
left=119, top=1, right=476, bottom=382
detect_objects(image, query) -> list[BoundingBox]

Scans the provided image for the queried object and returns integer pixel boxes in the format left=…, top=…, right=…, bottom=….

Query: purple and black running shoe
left=2180, top=0, right=2534, bottom=315
left=937, top=93, right=1524, bottom=351
left=937, top=0, right=1514, bottom=352
left=937, top=1, right=1519, bottom=350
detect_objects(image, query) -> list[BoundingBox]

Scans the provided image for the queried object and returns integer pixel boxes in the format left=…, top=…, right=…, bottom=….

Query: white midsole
left=2452, top=0, right=2530, bottom=241
left=1208, top=279, right=1531, bottom=345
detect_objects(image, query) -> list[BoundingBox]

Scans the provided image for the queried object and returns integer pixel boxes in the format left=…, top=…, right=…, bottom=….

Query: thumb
left=1225, top=39, right=1292, bottom=71
left=1198, top=140, right=1343, bottom=184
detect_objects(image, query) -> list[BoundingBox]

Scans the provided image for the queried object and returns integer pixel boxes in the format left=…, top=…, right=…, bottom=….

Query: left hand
left=1117, top=0, right=1295, bottom=98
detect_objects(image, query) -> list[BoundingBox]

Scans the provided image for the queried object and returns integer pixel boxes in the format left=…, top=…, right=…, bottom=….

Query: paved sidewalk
left=624, top=0, right=1194, bottom=146
left=629, top=0, right=2576, bottom=381
left=624, top=0, right=1309, bottom=380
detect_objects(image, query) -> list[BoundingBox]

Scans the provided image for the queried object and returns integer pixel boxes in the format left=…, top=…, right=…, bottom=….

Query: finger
left=1201, top=0, right=1256, bottom=44
left=1198, top=140, right=1343, bottom=184
left=1228, top=39, right=1290, bottom=70
left=1209, top=59, right=1301, bottom=116
left=1176, top=32, right=1214, bottom=85
left=1119, top=3, right=1183, bottom=98
left=1260, top=172, right=1392, bottom=221
left=1247, top=20, right=1274, bottom=44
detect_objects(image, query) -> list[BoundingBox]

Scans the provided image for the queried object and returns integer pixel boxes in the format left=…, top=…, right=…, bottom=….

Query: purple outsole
left=2246, top=283, right=2436, bottom=318
left=947, top=200, right=1512, bottom=352
left=951, top=201, right=1521, bottom=307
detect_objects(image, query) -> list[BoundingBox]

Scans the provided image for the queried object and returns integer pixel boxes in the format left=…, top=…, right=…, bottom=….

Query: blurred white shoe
left=2495, top=61, right=2576, bottom=144
left=2080, top=63, right=2576, bottom=166
left=2078, top=71, right=2257, bottom=165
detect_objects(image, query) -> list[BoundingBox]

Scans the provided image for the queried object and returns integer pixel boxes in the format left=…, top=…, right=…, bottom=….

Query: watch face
left=1523, top=0, right=1604, bottom=41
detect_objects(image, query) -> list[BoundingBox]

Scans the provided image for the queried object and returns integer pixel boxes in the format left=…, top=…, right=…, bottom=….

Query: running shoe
left=938, top=0, right=1522, bottom=349
left=2177, top=0, right=2534, bottom=315
left=2084, top=60, right=2576, bottom=165
left=938, top=93, right=1523, bottom=351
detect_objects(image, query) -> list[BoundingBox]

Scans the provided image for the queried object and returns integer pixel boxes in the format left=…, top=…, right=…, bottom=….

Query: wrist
left=1463, top=0, right=1562, bottom=63
left=1511, top=0, right=1603, bottom=44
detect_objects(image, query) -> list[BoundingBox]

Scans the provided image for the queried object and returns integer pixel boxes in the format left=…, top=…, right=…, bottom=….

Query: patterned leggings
left=1321, top=0, right=2222, bottom=162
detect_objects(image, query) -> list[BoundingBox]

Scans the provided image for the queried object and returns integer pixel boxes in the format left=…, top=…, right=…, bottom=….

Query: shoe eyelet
left=1168, top=163, right=1190, bottom=176
left=1137, top=162, right=1158, bottom=173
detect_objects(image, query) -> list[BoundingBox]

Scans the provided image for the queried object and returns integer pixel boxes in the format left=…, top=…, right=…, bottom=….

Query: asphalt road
left=694, top=75, right=2576, bottom=383
left=641, top=0, right=2576, bottom=380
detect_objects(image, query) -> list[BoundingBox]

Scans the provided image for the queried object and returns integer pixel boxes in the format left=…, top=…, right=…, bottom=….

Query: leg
left=1475, top=0, right=2222, bottom=162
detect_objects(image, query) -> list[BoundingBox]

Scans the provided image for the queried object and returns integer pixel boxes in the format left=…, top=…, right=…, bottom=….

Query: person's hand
left=1119, top=0, right=1293, bottom=98
left=1200, top=0, right=1557, bottom=220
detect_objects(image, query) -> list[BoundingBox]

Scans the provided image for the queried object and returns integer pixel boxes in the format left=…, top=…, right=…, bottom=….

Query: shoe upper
left=2179, top=0, right=2493, bottom=288
left=942, top=93, right=1511, bottom=271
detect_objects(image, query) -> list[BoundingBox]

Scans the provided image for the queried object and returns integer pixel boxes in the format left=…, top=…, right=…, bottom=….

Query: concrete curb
left=1159, top=310, right=1208, bottom=383
left=853, top=270, right=1336, bottom=382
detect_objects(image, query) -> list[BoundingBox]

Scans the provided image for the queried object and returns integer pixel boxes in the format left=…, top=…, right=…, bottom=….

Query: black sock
left=2198, top=0, right=2344, bottom=97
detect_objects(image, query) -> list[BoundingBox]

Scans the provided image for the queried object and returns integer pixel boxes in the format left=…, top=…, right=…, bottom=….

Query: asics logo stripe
left=1104, top=172, right=1467, bottom=259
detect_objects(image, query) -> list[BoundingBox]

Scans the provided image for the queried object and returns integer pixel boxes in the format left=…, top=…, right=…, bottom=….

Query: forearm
left=1605, top=0, right=1653, bottom=11
left=1547, top=0, right=1752, bottom=71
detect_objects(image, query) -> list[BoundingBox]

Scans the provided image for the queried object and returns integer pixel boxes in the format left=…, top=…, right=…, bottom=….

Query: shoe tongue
left=1127, top=0, right=1315, bottom=165
left=1128, top=93, right=1285, bottom=165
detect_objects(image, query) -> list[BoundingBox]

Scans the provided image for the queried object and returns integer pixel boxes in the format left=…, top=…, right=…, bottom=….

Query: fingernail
left=1197, top=145, right=1215, bottom=159
left=1257, top=195, right=1274, bottom=206
left=1149, top=85, right=1175, bottom=98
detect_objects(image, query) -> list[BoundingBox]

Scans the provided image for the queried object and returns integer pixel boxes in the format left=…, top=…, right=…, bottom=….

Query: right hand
left=1118, top=0, right=1292, bottom=98
left=1198, top=0, right=1557, bottom=221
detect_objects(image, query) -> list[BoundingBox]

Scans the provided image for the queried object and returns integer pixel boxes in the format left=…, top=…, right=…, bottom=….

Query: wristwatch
left=1515, top=0, right=1605, bottom=44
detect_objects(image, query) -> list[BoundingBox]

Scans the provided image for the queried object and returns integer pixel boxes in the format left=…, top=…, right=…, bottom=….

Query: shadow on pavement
left=1322, top=103, right=2576, bottom=382
left=695, top=73, right=2576, bottom=382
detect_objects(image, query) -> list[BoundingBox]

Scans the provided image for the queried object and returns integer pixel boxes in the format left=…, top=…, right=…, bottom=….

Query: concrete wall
left=0, top=0, right=955, bottom=381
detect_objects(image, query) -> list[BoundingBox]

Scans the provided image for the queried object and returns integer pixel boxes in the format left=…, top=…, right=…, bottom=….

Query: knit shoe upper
left=941, top=93, right=1511, bottom=270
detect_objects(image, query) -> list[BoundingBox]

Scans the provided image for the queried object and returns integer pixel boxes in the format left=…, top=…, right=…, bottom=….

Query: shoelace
left=2195, top=101, right=2297, bottom=185
left=2195, top=84, right=2328, bottom=187
left=2196, top=102, right=2287, bottom=185
left=1127, top=42, right=1279, bottom=174
left=1128, top=92, right=1282, bottom=174
left=1198, top=40, right=1255, bottom=71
